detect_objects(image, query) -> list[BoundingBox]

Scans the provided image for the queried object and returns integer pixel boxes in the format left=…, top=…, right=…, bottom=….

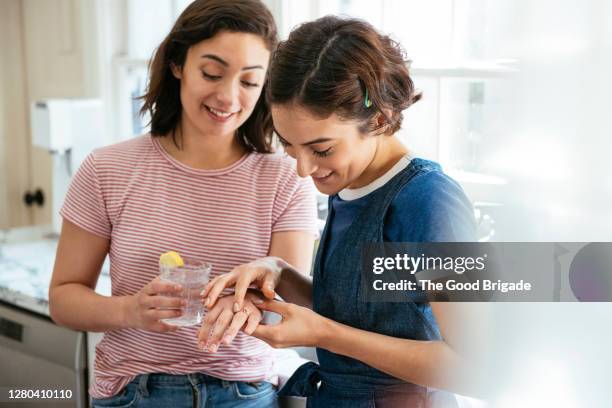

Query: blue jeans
left=91, top=373, right=277, bottom=408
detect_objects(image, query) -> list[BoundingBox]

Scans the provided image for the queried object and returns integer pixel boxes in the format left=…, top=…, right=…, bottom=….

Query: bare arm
left=49, top=220, right=183, bottom=332
left=49, top=219, right=126, bottom=331
left=318, top=302, right=474, bottom=395
left=267, top=230, right=315, bottom=308
left=255, top=300, right=483, bottom=397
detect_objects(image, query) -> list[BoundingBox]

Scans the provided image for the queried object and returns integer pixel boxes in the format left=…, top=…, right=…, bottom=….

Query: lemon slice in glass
left=159, top=251, right=184, bottom=267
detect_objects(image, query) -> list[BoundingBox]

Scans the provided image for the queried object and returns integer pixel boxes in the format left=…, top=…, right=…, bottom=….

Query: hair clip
left=364, top=89, right=373, bottom=108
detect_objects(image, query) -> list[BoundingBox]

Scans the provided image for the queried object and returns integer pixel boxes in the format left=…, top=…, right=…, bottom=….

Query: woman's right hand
left=200, top=256, right=287, bottom=313
left=122, top=277, right=186, bottom=332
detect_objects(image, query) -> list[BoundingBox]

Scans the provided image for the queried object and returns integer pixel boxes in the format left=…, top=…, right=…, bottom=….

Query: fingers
left=150, top=320, right=181, bottom=333
left=128, top=277, right=186, bottom=332
left=261, top=274, right=277, bottom=299
left=243, top=310, right=262, bottom=335
left=197, top=304, right=224, bottom=347
left=147, top=308, right=183, bottom=321
left=244, top=290, right=265, bottom=304
left=200, top=275, right=221, bottom=299
left=146, top=277, right=182, bottom=296
left=205, top=309, right=234, bottom=352
left=204, top=259, right=281, bottom=311
left=221, top=308, right=251, bottom=345
left=255, top=299, right=289, bottom=315
left=196, top=295, right=265, bottom=352
left=232, top=270, right=267, bottom=312
left=144, top=294, right=185, bottom=310
left=128, top=304, right=181, bottom=333
left=202, top=274, right=237, bottom=309
left=232, top=274, right=254, bottom=313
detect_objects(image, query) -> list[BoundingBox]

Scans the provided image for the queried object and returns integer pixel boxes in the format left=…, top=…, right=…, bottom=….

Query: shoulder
left=398, top=158, right=468, bottom=209
left=247, top=152, right=306, bottom=187
left=89, top=134, right=153, bottom=165
left=386, top=158, right=476, bottom=241
left=76, top=134, right=156, bottom=196
left=249, top=152, right=298, bottom=175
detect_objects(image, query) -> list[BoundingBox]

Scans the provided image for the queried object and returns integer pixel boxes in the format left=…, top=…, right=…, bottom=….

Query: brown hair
left=140, top=0, right=278, bottom=153
left=267, top=16, right=420, bottom=135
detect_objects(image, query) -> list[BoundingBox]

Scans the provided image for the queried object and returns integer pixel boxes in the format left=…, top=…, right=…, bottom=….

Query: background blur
left=0, top=1, right=611, bottom=407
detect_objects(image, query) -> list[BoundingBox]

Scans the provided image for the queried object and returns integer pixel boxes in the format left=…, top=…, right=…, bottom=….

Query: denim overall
left=279, top=160, right=445, bottom=407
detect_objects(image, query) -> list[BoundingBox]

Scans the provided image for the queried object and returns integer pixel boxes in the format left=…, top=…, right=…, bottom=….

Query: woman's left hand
left=197, top=291, right=264, bottom=352
left=252, top=300, right=329, bottom=348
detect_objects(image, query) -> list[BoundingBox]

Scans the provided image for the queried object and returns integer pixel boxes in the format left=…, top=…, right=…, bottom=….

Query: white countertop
left=0, top=225, right=110, bottom=316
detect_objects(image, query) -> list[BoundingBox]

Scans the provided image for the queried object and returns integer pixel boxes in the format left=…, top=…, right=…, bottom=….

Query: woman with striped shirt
left=49, top=1, right=317, bottom=407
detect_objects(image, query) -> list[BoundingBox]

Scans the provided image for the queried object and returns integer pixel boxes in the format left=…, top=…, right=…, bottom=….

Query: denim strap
left=277, top=362, right=321, bottom=397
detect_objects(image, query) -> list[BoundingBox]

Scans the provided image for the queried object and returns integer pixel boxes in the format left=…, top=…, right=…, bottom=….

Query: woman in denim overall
left=201, top=16, right=478, bottom=407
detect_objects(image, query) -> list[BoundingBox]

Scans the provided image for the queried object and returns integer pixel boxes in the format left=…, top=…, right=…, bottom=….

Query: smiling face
left=171, top=31, right=270, bottom=139
left=272, top=104, right=379, bottom=195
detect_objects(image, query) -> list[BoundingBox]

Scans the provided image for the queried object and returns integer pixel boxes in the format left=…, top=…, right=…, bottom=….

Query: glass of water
left=159, top=259, right=212, bottom=326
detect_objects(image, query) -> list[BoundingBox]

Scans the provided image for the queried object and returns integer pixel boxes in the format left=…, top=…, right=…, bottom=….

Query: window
left=280, top=0, right=516, bottom=174
left=99, top=0, right=612, bottom=241
left=100, top=0, right=193, bottom=141
left=279, top=0, right=515, bottom=240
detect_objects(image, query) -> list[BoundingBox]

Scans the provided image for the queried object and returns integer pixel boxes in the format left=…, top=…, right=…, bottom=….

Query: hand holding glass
left=159, top=259, right=212, bottom=326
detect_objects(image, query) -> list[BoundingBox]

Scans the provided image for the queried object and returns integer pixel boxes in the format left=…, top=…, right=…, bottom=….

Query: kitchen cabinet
left=0, top=0, right=32, bottom=229
left=0, top=226, right=110, bottom=407
left=0, top=302, right=88, bottom=408
left=0, top=0, right=100, bottom=229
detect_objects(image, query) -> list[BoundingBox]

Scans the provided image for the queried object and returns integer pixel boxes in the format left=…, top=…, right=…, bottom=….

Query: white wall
left=479, top=0, right=612, bottom=241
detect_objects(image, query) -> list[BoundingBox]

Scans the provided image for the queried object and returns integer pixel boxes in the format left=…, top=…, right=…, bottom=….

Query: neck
left=348, top=136, right=408, bottom=189
left=160, top=117, right=247, bottom=170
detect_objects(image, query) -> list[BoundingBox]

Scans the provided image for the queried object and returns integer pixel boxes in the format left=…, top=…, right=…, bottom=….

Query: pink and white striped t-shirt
left=60, top=134, right=318, bottom=399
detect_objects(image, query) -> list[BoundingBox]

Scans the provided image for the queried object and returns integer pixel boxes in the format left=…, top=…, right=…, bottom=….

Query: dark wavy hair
left=140, top=0, right=278, bottom=153
left=267, top=16, right=420, bottom=135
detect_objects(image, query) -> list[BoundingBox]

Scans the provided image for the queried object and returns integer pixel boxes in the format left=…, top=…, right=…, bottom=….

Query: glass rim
left=159, top=258, right=212, bottom=271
